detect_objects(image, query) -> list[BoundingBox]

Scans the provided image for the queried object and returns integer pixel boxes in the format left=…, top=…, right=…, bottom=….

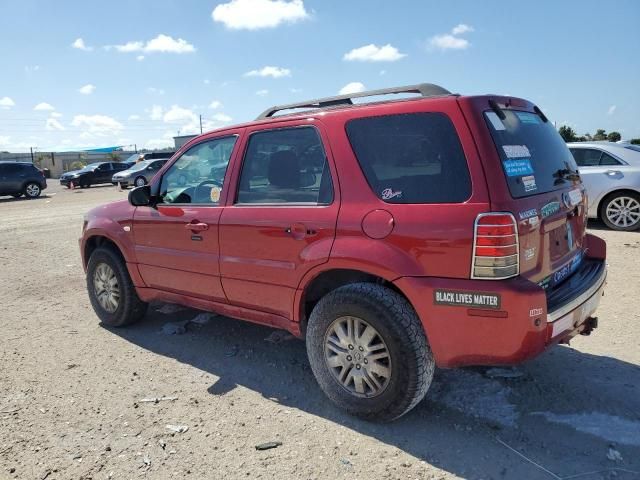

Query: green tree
left=558, top=125, right=578, bottom=142
left=630, top=138, right=640, bottom=145
left=107, top=151, right=121, bottom=162
left=593, top=129, right=607, bottom=141
left=607, top=131, right=621, bottom=142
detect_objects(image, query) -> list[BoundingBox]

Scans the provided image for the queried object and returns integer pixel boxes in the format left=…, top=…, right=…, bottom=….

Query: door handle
left=285, top=223, right=317, bottom=240
left=605, top=170, right=621, bottom=176
left=186, top=222, right=208, bottom=232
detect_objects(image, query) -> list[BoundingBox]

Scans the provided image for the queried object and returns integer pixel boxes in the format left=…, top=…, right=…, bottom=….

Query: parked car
left=568, top=142, right=640, bottom=231
left=80, top=84, right=607, bottom=421
left=125, top=151, right=175, bottom=164
left=111, top=159, right=169, bottom=188
left=59, top=162, right=131, bottom=188
left=0, top=161, right=47, bottom=198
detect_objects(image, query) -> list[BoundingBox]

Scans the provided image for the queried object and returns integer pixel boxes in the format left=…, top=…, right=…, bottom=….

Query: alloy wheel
left=324, top=316, right=392, bottom=398
left=93, top=263, right=120, bottom=313
left=25, top=183, right=40, bottom=197
left=606, top=196, right=640, bottom=229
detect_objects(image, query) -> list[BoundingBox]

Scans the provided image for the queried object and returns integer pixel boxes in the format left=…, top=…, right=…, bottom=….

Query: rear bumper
left=394, top=234, right=607, bottom=368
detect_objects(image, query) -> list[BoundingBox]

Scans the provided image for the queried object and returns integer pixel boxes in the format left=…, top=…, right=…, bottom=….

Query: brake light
left=471, top=213, right=519, bottom=279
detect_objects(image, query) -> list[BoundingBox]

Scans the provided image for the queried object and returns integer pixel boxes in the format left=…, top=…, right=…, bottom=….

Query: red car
left=80, top=84, right=607, bottom=421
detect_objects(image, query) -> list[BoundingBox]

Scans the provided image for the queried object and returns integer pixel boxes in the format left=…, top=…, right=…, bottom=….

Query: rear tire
left=134, top=176, right=147, bottom=187
left=24, top=182, right=41, bottom=198
left=306, top=283, right=434, bottom=421
left=86, top=247, right=147, bottom=327
left=600, top=191, right=640, bottom=231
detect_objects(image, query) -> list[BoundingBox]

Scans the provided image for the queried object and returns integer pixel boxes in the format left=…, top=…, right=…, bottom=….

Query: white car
left=568, top=142, right=640, bottom=231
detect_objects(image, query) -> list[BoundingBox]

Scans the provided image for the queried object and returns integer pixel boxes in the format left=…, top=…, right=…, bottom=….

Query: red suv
left=80, top=84, right=607, bottom=421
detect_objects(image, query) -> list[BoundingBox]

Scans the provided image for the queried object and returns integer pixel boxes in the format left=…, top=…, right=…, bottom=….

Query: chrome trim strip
left=547, top=264, right=607, bottom=323
left=476, top=243, right=518, bottom=249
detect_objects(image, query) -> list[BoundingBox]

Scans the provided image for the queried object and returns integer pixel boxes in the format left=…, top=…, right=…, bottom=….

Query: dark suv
left=0, top=161, right=47, bottom=198
left=80, top=84, right=607, bottom=421
left=60, top=162, right=131, bottom=188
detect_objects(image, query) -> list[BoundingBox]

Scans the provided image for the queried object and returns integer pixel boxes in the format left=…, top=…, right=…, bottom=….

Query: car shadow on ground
left=109, top=307, right=640, bottom=479
left=0, top=194, right=53, bottom=204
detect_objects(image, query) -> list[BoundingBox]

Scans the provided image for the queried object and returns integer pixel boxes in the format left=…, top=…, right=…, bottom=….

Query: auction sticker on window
left=434, top=290, right=501, bottom=309
left=503, top=158, right=534, bottom=177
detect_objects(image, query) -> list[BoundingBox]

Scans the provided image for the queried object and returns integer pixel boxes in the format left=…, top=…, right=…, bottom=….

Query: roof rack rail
left=256, top=83, right=452, bottom=120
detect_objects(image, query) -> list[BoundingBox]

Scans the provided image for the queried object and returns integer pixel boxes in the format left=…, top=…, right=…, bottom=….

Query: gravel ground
left=1, top=184, right=639, bottom=480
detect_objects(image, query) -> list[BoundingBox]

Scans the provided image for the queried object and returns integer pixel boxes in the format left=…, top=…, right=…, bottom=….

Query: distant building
left=174, top=135, right=198, bottom=150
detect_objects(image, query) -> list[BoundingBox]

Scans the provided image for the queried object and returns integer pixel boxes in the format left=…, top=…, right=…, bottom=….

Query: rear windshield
left=346, top=112, right=471, bottom=203
left=484, top=110, right=578, bottom=198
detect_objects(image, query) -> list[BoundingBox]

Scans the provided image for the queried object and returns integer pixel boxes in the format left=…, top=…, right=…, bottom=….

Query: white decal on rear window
left=381, top=188, right=402, bottom=200
left=522, top=175, right=537, bottom=192
left=486, top=112, right=506, bottom=131
left=503, top=145, right=531, bottom=158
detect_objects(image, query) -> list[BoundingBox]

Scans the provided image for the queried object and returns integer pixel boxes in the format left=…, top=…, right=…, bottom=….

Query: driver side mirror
left=128, top=185, right=153, bottom=207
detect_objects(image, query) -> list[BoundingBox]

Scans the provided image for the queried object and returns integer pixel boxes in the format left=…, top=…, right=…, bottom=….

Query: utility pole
left=199, top=114, right=203, bottom=134
left=134, top=144, right=138, bottom=153
left=30, top=147, right=34, bottom=163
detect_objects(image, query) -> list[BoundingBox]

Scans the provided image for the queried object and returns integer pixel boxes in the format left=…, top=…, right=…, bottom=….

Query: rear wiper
left=554, top=168, right=581, bottom=181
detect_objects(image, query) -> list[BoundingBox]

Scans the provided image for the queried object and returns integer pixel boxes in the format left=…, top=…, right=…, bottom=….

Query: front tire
left=24, top=182, right=41, bottom=198
left=134, top=176, right=147, bottom=187
left=600, top=192, right=640, bottom=231
left=306, top=283, right=434, bottom=421
left=86, top=247, right=147, bottom=327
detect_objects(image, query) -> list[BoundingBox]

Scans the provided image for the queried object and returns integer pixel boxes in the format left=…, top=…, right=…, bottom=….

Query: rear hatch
left=459, top=96, right=587, bottom=289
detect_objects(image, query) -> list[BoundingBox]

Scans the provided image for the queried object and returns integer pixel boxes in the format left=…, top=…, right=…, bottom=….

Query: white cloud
left=144, top=138, right=174, bottom=149
left=451, top=24, right=474, bottom=35
left=128, top=114, right=141, bottom=121
left=211, top=113, right=232, bottom=123
left=339, top=82, right=366, bottom=95
left=209, top=100, right=223, bottom=109
left=429, top=24, right=474, bottom=51
left=607, top=105, right=616, bottom=116
left=204, top=79, right=211, bottom=85
left=244, top=66, right=291, bottom=78
left=379, top=70, right=387, bottom=76
left=212, top=0, right=309, bottom=30
left=110, top=34, right=195, bottom=54
left=429, top=34, right=470, bottom=50
left=34, top=102, right=55, bottom=111
left=150, top=105, right=164, bottom=120
left=163, top=105, right=197, bottom=124
left=70, top=114, right=123, bottom=135
left=343, top=44, right=406, bottom=62
left=0, top=97, right=15, bottom=109
left=0, top=135, right=10, bottom=146
left=147, top=87, right=165, bottom=95
left=50, top=112, right=63, bottom=118
left=136, top=55, right=145, bottom=61
left=256, top=89, right=269, bottom=96
left=72, top=38, right=93, bottom=51
left=25, top=65, right=40, bottom=73
left=45, top=118, right=65, bottom=131
left=79, top=84, right=96, bottom=95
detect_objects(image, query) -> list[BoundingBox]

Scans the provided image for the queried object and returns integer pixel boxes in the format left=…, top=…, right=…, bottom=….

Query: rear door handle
left=605, top=170, right=621, bottom=176
left=186, top=222, right=208, bottom=232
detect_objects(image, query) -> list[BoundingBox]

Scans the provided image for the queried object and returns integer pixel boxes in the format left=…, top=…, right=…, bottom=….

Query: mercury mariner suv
left=80, top=84, right=607, bottom=421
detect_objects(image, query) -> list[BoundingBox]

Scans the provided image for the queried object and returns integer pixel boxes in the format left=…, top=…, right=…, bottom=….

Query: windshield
left=79, top=163, right=102, bottom=172
left=124, top=153, right=141, bottom=163
left=127, top=160, right=151, bottom=172
left=484, top=110, right=578, bottom=198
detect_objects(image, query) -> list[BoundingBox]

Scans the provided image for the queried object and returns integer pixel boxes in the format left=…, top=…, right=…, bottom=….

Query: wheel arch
left=82, top=232, right=146, bottom=288
left=295, top=267, right=414, bottom=337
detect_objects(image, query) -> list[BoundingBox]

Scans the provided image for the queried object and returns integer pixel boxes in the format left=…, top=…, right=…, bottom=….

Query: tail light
left=471, top=213, right=519, bottom=279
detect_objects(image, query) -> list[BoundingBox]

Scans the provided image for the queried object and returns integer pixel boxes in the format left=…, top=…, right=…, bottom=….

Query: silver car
left=568, top=142, right=640, bottom=231
left=112, top=159, right=168, bottom=188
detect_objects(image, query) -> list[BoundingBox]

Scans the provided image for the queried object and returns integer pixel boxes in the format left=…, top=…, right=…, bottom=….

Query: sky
left=0, top=0, right=639, bottom=153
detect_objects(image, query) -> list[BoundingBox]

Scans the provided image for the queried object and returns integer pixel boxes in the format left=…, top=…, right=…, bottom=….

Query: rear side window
left=237, top=127, right=333, bottom=205
left=484, top=110, right=578, bottom=198
left=570, top=148, right=602, bottom=167
left=346, top=113, right=471, bottom=203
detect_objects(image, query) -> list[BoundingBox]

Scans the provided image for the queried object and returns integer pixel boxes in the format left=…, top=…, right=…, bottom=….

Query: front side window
left=346, top=113, right=471, bottom=203
left=236, top=127, right=333, bottom=205
left=159, top=136, right=237, bottom=204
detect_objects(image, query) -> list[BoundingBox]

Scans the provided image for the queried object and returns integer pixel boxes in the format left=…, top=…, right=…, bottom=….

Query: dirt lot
left=0, top=183, right=639, bottom=480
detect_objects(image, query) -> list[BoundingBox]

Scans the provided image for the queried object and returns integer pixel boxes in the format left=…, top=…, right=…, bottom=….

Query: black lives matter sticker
left=434, top=289, right=501, bottom=309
